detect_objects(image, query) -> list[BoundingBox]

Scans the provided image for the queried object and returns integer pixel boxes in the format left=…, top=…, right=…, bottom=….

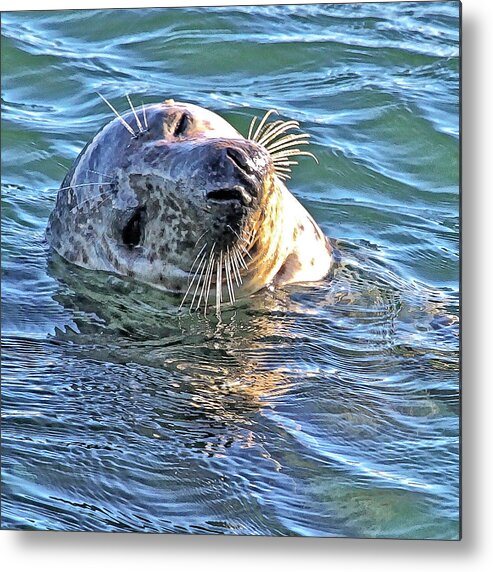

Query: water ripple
left=1, top=2, right=459, bottom=538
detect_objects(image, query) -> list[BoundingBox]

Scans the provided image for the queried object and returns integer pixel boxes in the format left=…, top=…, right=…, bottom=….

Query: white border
left=2, top=0, right=492, bottom=570
left=1, top=0, right=436, bottom=9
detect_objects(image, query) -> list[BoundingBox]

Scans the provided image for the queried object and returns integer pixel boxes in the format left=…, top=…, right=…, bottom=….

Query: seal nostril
left=226, top=147, right=254, bottom=174
left=206, top=187, right=252, bottom=206
left=173, top=112, right=191, bottom=137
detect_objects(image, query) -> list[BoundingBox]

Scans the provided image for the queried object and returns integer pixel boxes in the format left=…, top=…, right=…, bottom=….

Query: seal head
left=46, top=100, right=333, bottom=314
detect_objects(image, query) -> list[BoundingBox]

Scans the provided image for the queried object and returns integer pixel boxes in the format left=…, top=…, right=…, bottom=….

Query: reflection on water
left=1, top=2, right=459, bottom=537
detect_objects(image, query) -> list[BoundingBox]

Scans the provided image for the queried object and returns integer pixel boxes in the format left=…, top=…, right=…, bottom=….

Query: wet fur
left=46, top=99, right=333, bottom=314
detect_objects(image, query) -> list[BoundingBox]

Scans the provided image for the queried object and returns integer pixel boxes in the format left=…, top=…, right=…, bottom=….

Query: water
left=1, top=2, right=460, bottom=538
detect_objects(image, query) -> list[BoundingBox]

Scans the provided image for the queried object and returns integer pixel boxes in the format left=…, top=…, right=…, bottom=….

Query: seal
left=46, top=97, right=333, bottom=315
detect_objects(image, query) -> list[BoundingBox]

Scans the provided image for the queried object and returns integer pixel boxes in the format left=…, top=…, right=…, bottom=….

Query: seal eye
left=173, top=112, right=190, bottom=137
left=122, top=207, right=145, bottom=248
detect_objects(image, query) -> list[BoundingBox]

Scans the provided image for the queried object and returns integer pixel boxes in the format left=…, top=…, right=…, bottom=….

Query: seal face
left=46, top=99, right=333, bottom=315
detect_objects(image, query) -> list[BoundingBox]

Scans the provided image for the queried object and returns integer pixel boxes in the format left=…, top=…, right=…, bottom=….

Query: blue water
left=1, top=2, right=460, bottom=537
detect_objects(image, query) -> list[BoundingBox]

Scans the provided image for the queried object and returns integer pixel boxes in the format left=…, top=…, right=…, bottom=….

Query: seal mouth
left=206, top=186, right=253, bottom=207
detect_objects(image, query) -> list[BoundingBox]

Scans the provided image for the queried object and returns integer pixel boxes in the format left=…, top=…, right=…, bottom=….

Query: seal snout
left=204, top=141, right=268, bottom=206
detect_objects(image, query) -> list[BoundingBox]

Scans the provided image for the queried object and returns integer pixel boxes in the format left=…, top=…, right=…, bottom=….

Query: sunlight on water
left=1, top=2, right=459, bottom=538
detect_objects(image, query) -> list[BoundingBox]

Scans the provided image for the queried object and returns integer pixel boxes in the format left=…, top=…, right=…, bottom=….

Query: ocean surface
left=1, top=2, right=460, bottom=538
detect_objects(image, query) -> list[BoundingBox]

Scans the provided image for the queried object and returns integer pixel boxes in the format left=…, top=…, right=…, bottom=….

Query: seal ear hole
left=122, top=207, right=145, bottom=248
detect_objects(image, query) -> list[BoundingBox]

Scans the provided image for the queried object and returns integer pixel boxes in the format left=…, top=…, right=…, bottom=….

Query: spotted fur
left=46, top=100, right=333, bottom=314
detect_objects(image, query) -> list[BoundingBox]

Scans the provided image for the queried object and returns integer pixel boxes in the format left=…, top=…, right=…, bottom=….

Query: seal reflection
left=48, top=259, right=296, bottom=459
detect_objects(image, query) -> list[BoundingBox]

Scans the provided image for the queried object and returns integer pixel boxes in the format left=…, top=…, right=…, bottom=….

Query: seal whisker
left=238, top=243, right=253, bottom=260
left=97, top=92, right=137, bottom=137
left=71, top=195, right=113, bottom=214
left=275, top=172, right=291, bottom=181
left=59, top=182, right=113, bottom=193
left=272, top=162, right=298, bottom=178
left=196, top=244, right=216, bottom=312
left=179, top=248, right=208, bottom=310
left=197, top=248, right=215, bottom=311
left=233, top=245, right=249, bottom=271
left=225, top=248, right=235, bottom=304
left=189, top=252, right=209, bottom=312
left=272, top=161, right=296, bottom=178
left=245, top=112, right=319, bottom=178
left=215, top=250, right=223, bottom=316
left=264, top=134, right=311, bottom=154
left=271, top=148, right=315, bottom=159
left=194, top=230, right=209, bottom=248
left=255, top=121, right=287, bottom=145
left=248, top=227, right=258, bottom=247
left=247, top=115, right=258, bottom=140
left=245, top=227, right=258, bottom=250
left=264, top=130, right=308, bottom=146
left=226, top=224, right=252, bottom=254
left=238, top=247, right=250, bottom=269
left=244, top=227, right=255, bottom=240
left=271, top=149, right=319, bottom=164
left=253, top=120, right=283, bottom=144
left=56, top=161, right=69, bottom=172
left=69, top=187, right=116, bottom=213
left=271, top=159, right=299, bottom=167
left=269, top=144, right=313, bottom=160
left=141, top=101, right=149, bottom=130
left=267, top=142, right=312, bottom=159
left=230, top=248, right=242, bottom=285
left=229, top=247, right=243, bottom=286
left=187, top=241, right=208, bottom=284
left=256, top=120, right=300, bottom=146
left=203, top=251, right=217, bottom=316
left=126, top=94, right=144, bottom=133
left=251, top=109, right=278, bottom=143
left=258, top=122, right=300, bottom=146
left=85, top=169, right=114, bottom=180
